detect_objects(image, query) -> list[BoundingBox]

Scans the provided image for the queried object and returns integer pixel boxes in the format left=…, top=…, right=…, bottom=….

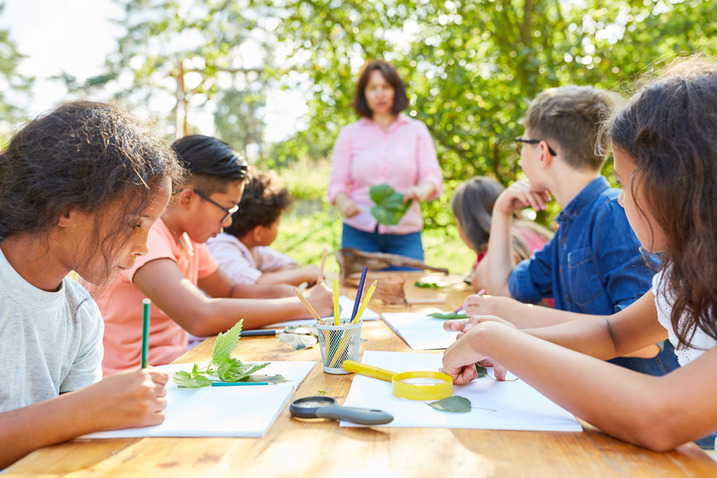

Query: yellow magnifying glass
left=343, top=360, right=453, bottom=401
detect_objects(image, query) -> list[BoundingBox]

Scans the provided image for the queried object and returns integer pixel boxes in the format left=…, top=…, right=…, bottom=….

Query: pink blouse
left=328, top=115, right=443, bottom=235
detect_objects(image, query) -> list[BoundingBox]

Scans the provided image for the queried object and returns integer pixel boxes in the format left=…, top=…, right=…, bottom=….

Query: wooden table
left=7, top=272, right=717, bottom=477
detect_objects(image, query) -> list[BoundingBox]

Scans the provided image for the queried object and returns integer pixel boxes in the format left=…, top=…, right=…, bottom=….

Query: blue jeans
left=342, top=223, right=424, bottom=271
left=608, top=340, right=679, bottom=377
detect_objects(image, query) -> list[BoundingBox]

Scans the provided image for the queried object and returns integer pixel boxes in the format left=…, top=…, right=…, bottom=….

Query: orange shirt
left=86, top=219, right=218, bottom=376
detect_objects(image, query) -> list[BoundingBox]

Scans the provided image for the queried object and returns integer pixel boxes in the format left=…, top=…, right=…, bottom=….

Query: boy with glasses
left=85, top=135, right=333, bottom=375
left=464, top=86, right=679, bottom=376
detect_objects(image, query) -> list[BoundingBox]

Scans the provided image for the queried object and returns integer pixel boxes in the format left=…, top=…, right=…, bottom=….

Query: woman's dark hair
left=451, top=177, right=505, bottom=252
left=171, top=135, right=249, bottom=194
left=353, top=60, right=408, bottom=118
left=0, top=100, right=185, bottom=281
left=224, top=167, right=292, bottom=239
left=606, top=56, right=717, bottom=348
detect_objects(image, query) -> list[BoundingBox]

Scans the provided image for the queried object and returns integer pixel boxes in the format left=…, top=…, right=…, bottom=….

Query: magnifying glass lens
left=397, top=377, right=447, bottom=386
left=293, top=398, right=333, bottom=408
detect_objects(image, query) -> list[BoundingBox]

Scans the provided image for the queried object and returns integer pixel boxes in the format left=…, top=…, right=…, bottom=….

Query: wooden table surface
left=7, top=272, right=717, bottom=477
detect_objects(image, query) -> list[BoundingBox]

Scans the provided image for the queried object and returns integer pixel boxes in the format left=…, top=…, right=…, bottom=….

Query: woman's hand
left=403, top=182, right=436, bottom=203
left=334, top=193, right=361, bottom=218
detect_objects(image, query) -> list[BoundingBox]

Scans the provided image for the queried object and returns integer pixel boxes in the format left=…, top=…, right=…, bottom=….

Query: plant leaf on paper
left=427, top=395, right=472, bottom=413
left=475, top=364, right=518, bottom=381
left=414, top=281, right=442, bottom=289
left=369, top=184, right=412, bottom=225
left=279, top=333, right=317, bottom=350
left=427, top=311, right=468, bottom=320
left=172, top=320, right=281, bottom=388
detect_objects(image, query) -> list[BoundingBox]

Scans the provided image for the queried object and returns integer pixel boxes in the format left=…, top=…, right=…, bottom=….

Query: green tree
left=0, top=2, right=34, bottom=140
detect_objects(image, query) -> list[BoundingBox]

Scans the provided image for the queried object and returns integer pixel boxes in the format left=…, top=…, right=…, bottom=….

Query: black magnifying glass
left=289, top=396, right=394, bottom=425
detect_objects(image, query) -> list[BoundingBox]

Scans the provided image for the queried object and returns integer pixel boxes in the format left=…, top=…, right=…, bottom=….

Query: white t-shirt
left=206, top=233, right=296, bottom=285
left=653, top=268, right=717, bottom=366
left=0, top=247, right=103, bottom=412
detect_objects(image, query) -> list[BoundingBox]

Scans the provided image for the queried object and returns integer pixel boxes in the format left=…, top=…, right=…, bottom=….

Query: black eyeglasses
left=515, top=137, right=557, bottom=156
left=192, top=189, right=239, bottom=223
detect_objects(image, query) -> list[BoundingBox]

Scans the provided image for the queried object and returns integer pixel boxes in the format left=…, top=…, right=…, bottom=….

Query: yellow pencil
left=293, top=288, right=325, bottom=325
left=333, top=278, right=340, bottom=325
left=317, top=246, right=328, bottom=284
left=353, top=280, right=377, bottom=323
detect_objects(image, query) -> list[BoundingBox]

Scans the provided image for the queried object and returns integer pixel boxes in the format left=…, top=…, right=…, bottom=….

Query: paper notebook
left=82, top=361, right=315, bottom=438
left=269, top=295, right=379, bottom=327
left=341, top=351, right=582, bottom=432
left=382, top=310, right=458, bottom=350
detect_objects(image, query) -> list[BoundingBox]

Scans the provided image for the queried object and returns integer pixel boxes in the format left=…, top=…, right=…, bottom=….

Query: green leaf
left=427, top=311, right=468, bottom=320
left=242, top=373, right=286, bottom=384
left=212, top=319, right=244, bottom=365
left=475, top=364, right=517, bottom=381
left=414, top=281, right=442, bottom=289
left=216, top=358, right=269, bottom=382
left=173, top=365, right=213, bottom=388
left=427, top=395, right=472, bottom=413
left=369, top=184, right=412, bottom=225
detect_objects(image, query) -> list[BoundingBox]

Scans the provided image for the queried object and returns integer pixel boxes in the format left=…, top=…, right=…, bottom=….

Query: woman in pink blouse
left=328, top=60, right=443, bottom=264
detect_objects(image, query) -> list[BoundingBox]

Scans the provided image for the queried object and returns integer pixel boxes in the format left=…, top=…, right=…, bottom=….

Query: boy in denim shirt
left=468, top=85, right=678, bottom=376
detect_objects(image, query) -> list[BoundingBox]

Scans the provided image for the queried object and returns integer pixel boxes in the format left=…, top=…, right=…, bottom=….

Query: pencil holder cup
left=317, top=320, right=362, bottom=374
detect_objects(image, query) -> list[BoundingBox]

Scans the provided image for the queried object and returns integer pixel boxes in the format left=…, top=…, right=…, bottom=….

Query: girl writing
left=0, top=101, right=183, bottom=467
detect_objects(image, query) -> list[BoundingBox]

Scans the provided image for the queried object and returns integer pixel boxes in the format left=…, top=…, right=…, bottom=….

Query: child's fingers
left=442, top=319, right=468, bottom=332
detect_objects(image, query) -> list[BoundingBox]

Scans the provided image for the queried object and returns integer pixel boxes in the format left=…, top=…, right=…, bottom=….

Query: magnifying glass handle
left=342, top=360, right=395, bottom=382
left=315, top=406, right=394, bottom=425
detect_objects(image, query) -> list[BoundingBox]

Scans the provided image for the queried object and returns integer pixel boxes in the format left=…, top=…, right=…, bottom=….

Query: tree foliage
left=0, top=2, right=34, bottom=140
left=81, top=0, right=716, bottom=227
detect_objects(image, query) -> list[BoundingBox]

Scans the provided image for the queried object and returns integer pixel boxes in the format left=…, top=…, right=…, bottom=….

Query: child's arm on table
left=460, top=292, right=660, bottom=358
left=256, top=265, right=321, bottom=287
left=0, top=368, right=167, bottom=469
left=133, top=259, right=333, bottom=335
left=485, top=180, right=551, bottom=296
left=443, top=297, right=717, bottom=451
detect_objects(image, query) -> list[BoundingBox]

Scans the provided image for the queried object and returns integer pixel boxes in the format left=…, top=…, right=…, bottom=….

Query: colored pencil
left=350, top=266, right=368, bottom=322
left=353, top=280, right=377, bottom=323
left=141, top=298, right=151, bottom=368
left=241, top=329, right=283, bottom=337
left=293, top=288, right=325, bottom=325
left=317, top=246, right=328, bottom=284
left=333, top=278, right=340, bottom=325
left=211, top=381, right=270, bottom=387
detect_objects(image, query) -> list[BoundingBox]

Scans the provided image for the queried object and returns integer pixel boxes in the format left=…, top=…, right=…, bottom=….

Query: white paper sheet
left=269, top=295, right=379, bottom=327
left=382, top=310, right=458, bottom=350
left=82, top=361, right=315, bottom=438
left=341, top=351, right=582, bottom=432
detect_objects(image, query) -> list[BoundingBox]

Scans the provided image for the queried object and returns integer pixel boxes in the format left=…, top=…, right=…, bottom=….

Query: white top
left=0, top=247, right=103, bottom=412
left=653, top=268, right=717, bottom=366
left=206, top=233, right=296, bottom=285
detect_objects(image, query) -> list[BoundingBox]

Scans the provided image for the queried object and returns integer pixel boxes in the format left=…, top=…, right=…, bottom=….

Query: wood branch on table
left=334, top=248, right=449, bottom=282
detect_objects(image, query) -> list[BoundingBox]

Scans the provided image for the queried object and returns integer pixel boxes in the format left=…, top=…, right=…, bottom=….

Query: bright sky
left=0, top=0, right=306, bottom=143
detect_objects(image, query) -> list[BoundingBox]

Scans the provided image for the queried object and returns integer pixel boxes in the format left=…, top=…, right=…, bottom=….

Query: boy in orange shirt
left=86, top=135, right=333, bottom=375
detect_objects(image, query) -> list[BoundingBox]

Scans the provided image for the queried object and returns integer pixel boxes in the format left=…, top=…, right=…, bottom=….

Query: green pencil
left=141, top=298, right=151, bottom=368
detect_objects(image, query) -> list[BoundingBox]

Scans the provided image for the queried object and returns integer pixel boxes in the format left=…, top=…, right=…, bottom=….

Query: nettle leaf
left=427, top=395, right=472, bottom=413
left=174, top=366, right=213, bottom=388
left=243, top=373, right=286, bottom=384
left=427, top=311, right=468, bottom=320
left=369, top=184, right=412, bottom=225
left=415, top=281, right=442, bottom=289
left=217, top=359, right=269, bottom=382
left=212, top=319, right=244, bottom=365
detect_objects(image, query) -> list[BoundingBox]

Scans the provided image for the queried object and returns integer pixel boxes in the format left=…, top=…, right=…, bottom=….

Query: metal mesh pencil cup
left=317, top=320, right=362, bottom=374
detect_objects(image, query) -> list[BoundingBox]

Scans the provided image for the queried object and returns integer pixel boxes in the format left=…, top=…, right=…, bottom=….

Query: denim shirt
left=508, top=176, right=659, bottom=314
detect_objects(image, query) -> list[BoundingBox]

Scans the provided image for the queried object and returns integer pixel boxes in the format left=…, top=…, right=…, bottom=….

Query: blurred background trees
left=2, top=0, right=716, bottom=268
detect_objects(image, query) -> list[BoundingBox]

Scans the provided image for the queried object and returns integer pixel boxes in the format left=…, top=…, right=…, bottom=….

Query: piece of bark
left=334, top=247, right=449, bottom=281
